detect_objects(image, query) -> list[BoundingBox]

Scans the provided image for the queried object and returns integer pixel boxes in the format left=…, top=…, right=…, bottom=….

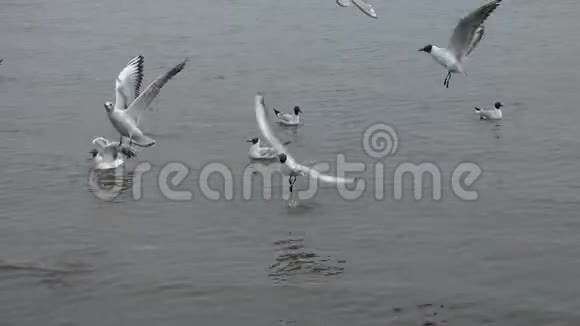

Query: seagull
left=104, top=55, right=188, bottom=147
left=247, top=137, right=278, bottom=160
left=89, top=137, right=137, bottom=170
left=336, top=0, right=378, bottom=19
left=418, top=0, right=503, bottom=88
left=273, top=106, right=302, bottom=126
left=475, top=101, right=503, bottom=120
left=255, top=94, right=355, bottom=192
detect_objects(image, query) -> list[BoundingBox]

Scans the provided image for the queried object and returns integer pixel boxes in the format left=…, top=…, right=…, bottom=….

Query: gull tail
left=131, top=134, right=156, bottom=147
left=273, top=108, right=281, bottom=116
left=474, top=107, right=481, bottom=112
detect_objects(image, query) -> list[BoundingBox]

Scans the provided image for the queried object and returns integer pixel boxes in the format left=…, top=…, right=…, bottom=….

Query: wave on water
left=268, top=234, right=346, bottom=283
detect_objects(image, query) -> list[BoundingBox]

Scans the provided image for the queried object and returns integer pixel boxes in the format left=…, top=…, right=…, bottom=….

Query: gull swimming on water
left=336, top=0, right=378, bottom=19
left=247, top=137, right=278, bottom=160
left=104, top=55, right=188, bottom=147
left=418, top=0, right=503, bottom=88
left=247, top=137, right=292, bottom=160
left=475, top=101, right=504, bottom=120
left=273, top=106, right=302, bottom=126
left=89, top=137, right=137, bottom=170
left=255, top=94, right=355, bottom=192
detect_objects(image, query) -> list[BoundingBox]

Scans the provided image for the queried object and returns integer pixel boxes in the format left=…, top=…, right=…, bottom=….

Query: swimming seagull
left=475, top=101, right=503, bottom=120
left=104, top=55, right=188, bottom=147
left=418, top=0, right=503, bottom=88
left=89, top=137, right=137, bottom=170
left=273, top=106, right=302, bottom=126
left=336, top=0, right=378, bottom=19
left=247, top=137, right=278, bottom=160
left=255, top=94, right=355, bottom=192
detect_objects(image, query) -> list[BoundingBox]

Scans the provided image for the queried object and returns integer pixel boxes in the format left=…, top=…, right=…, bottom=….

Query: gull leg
left=443, top=71, right=451, bottom=88
left=127, top=132, right=134, bottom=148
left=289, top=175, right=297, bottom=193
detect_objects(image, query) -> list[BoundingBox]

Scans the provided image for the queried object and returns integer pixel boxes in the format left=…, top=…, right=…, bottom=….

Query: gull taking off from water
left=475, top=101, right=503, bottom=120
left=418, top=0, right=503, bottom=88
left=104, top=55, right=187, bottom=147
left=255, top=94, right=355, bottom=192
left=273, top=106, right=302, bottom=126
left=89, top=137, right=137, bottom=170
left=336, top=0, right=377, bottom=19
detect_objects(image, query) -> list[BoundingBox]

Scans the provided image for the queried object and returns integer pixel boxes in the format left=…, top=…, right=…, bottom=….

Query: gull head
left=278, top=153, right=288, bottom=163
left=294, top=106, right=302, bottom=115
left=418, top=45, right=433, bottom=53
left=89, top=149, right=98, bottom=158
left=494, top=102, right=503, bottom=109
left=104, top=101, right=114, bottom=113
left=246, top=137, right=259, bottom=144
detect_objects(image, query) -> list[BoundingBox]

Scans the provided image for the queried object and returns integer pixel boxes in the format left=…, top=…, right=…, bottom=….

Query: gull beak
left=246, top=139, right=253, bottom=143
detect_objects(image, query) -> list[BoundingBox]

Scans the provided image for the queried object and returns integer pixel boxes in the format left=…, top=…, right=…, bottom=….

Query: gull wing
left=92, top=137, right=117, bottom=162
left=448, top=0, right=502, bottom=60
left=114, top=55, right=144, bottom=110
left=277, top=113, right=294, bottom=124
left=254, top=94, right=354, bottom=184
left=126, top=58, right=188, bottom=124
left=336, top=0, right=352, bottom=7
left=351, top=0, right=378, bottom=18
left=259, top=147, right=278, bottom=157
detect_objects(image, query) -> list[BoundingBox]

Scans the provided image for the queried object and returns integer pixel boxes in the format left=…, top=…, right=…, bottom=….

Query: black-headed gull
left=89, top=137, right=136, bottom=170
left=273, top=106, right=302, bottom=126
left=104, top=55, right=187, bottom=147
left=418, top=0, right=503, bottom=88
left=475, top=101, right=504, bottom=120
left=336, top=0, right=377, bottom=19
left=255, top=94, right=355, bottom=192
left=247, top=137, right=278, bottom=160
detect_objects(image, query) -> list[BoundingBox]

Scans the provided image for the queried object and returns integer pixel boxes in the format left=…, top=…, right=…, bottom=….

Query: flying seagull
left=254, top=94, right=355, bottom=192
left=104, top=55, right=188, bottom=147
left=475, top=101, right=504, bottom=120
left=273, top=106, right=302, bottom=126
left=418, top=0, right=503, bottom=88
left=336, top=0, right=378, bottom=19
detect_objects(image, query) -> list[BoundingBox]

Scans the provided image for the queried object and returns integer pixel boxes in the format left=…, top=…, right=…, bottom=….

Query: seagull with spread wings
left=254, top=94, right=355, bottom=192
left=418, top=0, right=504, bottom=88
left=103, top=55, right=187, bottom=147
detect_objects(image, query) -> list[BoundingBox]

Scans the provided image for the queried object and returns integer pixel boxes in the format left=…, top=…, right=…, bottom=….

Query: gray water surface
left=0, top=0, right=579, bottom=325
